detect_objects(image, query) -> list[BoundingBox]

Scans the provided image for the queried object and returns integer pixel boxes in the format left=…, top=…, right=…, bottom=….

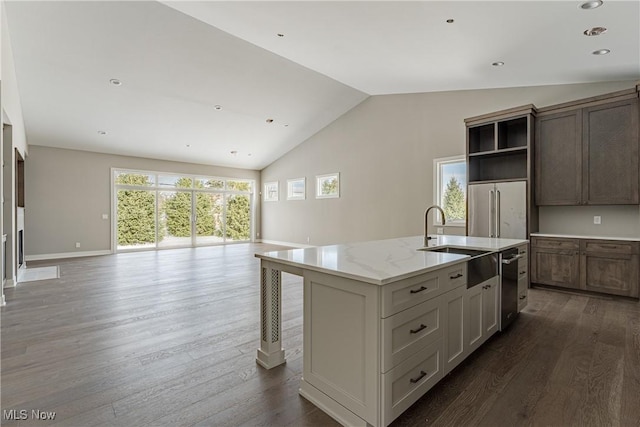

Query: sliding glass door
left=158, top=190, right=192, bottom=248
left=114, top=170, right=253, bottom=252
left=195, top=193, right=224, bottom=246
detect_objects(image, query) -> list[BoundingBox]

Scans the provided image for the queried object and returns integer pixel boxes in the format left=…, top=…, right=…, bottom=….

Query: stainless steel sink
left=418, top=246, right=498, bottom=288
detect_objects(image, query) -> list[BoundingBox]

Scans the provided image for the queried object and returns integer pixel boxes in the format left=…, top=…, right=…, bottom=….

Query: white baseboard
left=1, top=294, right=6, bottom=306
left=25, top=250, right=112, bottom=262
left=260, top=240, right=314, bottom=249
left=4, top=278, right=16, bottom=288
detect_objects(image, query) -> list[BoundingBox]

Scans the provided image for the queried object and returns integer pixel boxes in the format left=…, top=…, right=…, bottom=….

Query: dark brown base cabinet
left=531, top=237, right=639, bottom=298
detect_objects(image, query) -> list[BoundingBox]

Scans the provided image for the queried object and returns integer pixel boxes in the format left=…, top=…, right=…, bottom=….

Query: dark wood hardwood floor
left=1, top=243, right=639, bottom=426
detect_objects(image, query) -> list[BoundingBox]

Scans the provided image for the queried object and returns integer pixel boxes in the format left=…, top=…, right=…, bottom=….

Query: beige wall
left=25, top=146, right=260, bottom=257
left=261, top=80, right=640, bottom=246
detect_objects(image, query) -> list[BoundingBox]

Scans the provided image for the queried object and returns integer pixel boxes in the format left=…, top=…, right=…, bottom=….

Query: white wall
left=25, top=146, right=261, bottom=258
left=261, top=80, right=639, bottom=246
left=2, top=0, right=28, bottom=290
left=1, top=1, right=26, bottom=157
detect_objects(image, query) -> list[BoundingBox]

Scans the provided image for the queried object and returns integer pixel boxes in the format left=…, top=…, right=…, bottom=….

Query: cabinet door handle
left=450, top=273, right=463, bottom=279
left=519, top=295, right=527, bottom=300
left=410, top=286, right=428, bottom=294
left=410, top=324, right=427, bottom=334
left=519, top=270, right=526, bottom=275
left=410, top=370, right=427, bottom=384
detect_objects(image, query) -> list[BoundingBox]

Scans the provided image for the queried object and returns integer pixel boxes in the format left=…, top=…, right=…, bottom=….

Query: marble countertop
left=256, top=235, right=528, bottom=285
left=531, top=233, right=640, bottom=242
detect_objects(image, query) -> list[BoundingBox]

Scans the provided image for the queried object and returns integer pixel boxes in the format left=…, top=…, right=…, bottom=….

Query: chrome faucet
left=424, top=205, right=446, bottom=246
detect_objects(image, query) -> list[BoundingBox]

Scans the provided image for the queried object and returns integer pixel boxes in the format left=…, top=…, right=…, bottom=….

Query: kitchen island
left=255, top=235, right=527, bottom=427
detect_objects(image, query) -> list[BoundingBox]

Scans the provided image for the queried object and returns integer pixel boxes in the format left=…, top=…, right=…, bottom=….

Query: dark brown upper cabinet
left=535, top=89, right=639, bottom=206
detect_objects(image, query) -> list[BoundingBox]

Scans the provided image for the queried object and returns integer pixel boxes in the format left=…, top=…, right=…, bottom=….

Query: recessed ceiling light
left=214, top=105, right=222, bottom=111
left=248, top=153, right=252, bottom=157
left=492, top=61, right=505, bottom=67
left=266, top=119, right=274, bottom=123
left=592, top=49, right=611, bottom=55
left=284, top=124, right=289, bottom=127
left=185, top=144, right=191, bottom=148
left=277, top=33, right=285, bottom=37
left=97, top=130, right=107, bottom=135
left=230, top=150, right=238, bottom=155
left=584, top=27, right=607, bottom=36
left=580, top=0, right=603, bottom=10
left=446, top=19, right=454, bottom=23
left=109, top=79, right=122, bottom=86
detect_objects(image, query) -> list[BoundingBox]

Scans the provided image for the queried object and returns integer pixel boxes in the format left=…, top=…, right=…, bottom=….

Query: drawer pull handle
left=450, top=273, right=463, bottom=279
left=410, top=370, right=427, bottom=384
left=519, top=295, right=527, bottom=300
left=519, top=271, right=526, bottom=275
left=410, top=324, right=427, bottom=334
left=410, top=286, right=428, bottom=294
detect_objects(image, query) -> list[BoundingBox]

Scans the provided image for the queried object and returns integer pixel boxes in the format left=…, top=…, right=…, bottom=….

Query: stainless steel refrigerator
left=467, top=181, right=527, bottom=239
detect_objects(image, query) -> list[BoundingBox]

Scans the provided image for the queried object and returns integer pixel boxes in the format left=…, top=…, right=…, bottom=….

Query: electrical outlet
left=594, top=216, right=601, bottom=225
left=436, top=227, right=444, bottom=234
left=75, top=242, right=81, bottom=248
left=102, top=214, right=109, bottom=220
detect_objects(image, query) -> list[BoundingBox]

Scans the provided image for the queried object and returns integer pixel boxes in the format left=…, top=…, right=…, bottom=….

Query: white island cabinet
left=255, top=235, right=528, bottom=427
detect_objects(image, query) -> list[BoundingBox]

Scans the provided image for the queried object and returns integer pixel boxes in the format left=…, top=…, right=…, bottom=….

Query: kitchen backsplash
left=538, top=205, right=640, bottom=238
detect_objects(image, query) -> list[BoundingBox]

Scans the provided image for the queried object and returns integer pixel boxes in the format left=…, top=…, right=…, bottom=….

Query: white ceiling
left=4, top=1, right=639, bottom=170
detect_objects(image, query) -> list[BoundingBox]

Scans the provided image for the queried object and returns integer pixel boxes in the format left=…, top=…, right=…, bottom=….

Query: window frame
left=433, top=156, right=467, bottom=227
left=315, top=173, right=340, bottom=199
left=287, top=177, right=306, bottom=201
left=263, top=181, right=279, bottom=202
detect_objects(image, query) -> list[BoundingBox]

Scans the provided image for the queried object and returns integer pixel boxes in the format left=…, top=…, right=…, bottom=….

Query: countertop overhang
left=256, top=235, right=528, bottom=285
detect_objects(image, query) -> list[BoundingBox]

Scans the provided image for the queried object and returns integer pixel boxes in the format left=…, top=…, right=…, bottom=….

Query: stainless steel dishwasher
left=500, top=248, right=522, bottom=330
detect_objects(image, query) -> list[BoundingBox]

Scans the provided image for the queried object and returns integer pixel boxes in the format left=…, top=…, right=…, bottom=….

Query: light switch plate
left=102, top=214, right=109, bottom=220
left=594, top=216, right=601, bottom=225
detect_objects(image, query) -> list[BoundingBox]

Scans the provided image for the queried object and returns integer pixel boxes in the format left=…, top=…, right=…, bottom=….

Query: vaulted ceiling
left=4, top=1, right=639, bottom=169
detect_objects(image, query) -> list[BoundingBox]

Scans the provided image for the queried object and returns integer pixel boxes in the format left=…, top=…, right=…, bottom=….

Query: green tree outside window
left=442, top=177, right=466, bottom=221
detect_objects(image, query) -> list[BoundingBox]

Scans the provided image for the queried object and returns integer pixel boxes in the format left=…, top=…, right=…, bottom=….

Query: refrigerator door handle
left=489, top=189, right=495, bottom=237
left=496, top=190, right=501, bottom=238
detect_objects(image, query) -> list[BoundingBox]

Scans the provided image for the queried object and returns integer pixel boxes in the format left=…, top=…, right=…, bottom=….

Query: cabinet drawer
left=382, top=271, right=442, bottom=318
left=582, top=240, right=639, bottom=255
left=517, top=276, right=528, bottom=311
left=381, top=339, right=443, bottom=426
left=381, top=296, right=443, bottom=373
left=442, top=263, right=467, bottom=291
left=517, top=261, right=528, bottom=279
left=532, top=237, right=579, bottom=250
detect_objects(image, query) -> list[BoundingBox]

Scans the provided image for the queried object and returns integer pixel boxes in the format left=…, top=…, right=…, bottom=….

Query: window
left=287, top=178, right=306, bottom=200
left=264, top=181, right=279, bottom=202
left=316, top=173, right=340, bottom=199
left=112, top=168, right=254, bottom=251
left=434, top=156, right=466, bottom=226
